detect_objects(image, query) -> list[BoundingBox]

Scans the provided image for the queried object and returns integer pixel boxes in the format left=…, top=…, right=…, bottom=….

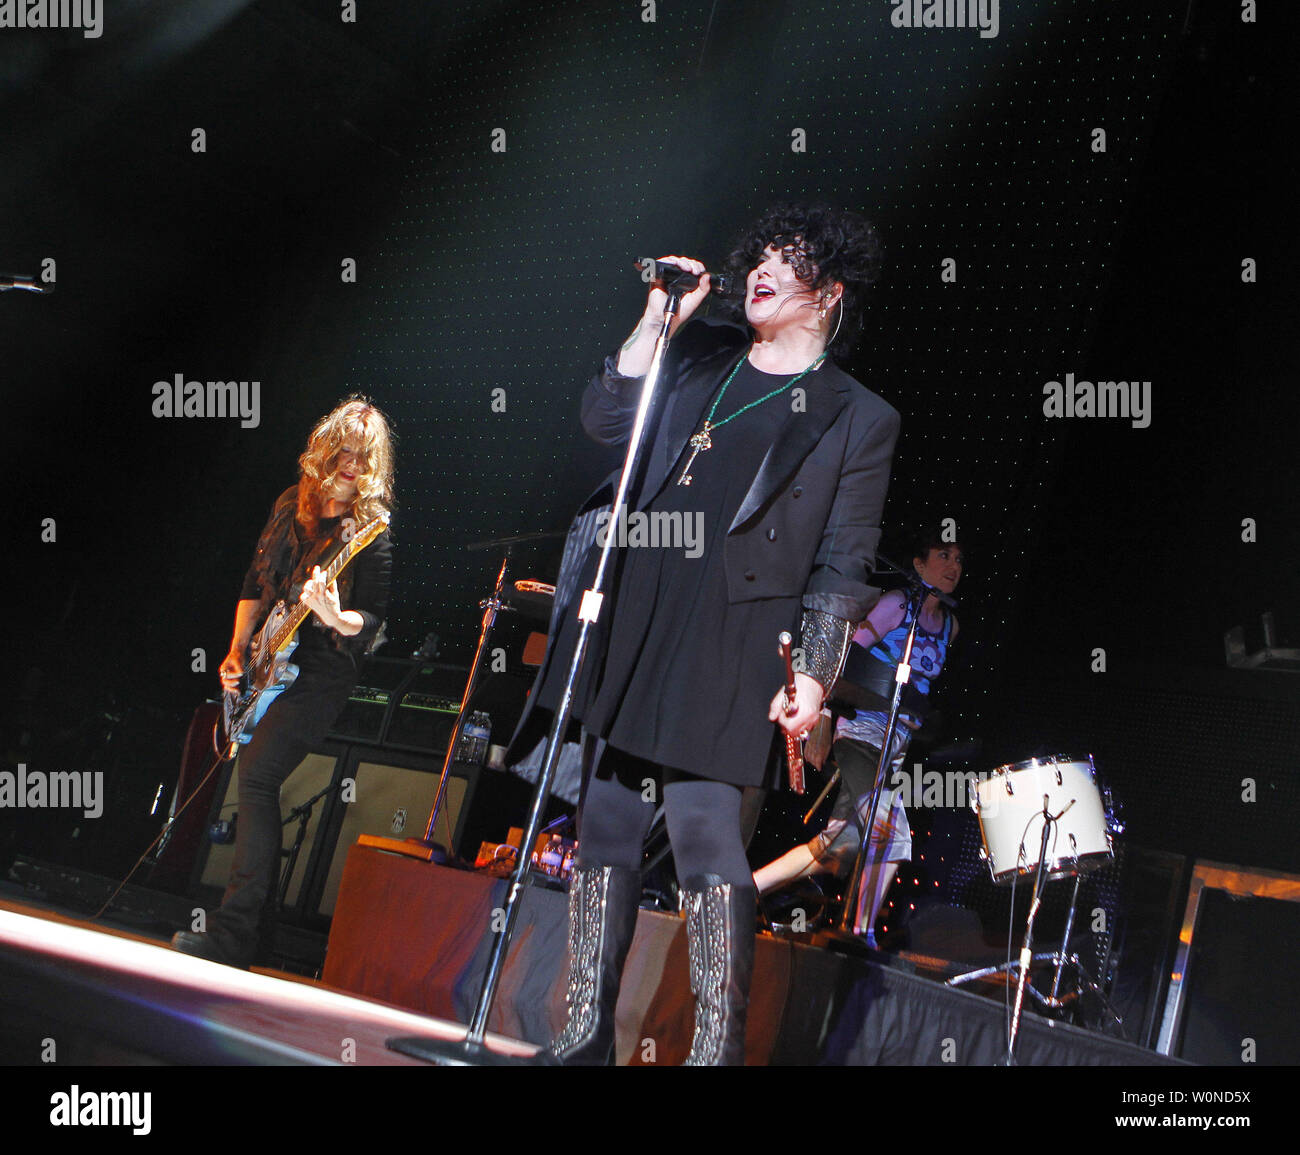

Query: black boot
left=170, top=929, right=253, bottom=969
left=681, top=875, right=757, bottom=1066
left=170, top=879, right=277, bottom=971
left=548, top=864, right=641, bottom=1065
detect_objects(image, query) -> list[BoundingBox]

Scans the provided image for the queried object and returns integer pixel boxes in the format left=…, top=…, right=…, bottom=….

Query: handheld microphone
left=638, top=259, right=744, bottom=299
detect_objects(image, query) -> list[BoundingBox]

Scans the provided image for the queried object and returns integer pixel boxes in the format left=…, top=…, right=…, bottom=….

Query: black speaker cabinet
left=1157, top=859, right=1300, bottom=1063
left=1103, top=846, right=1192, bottom=1050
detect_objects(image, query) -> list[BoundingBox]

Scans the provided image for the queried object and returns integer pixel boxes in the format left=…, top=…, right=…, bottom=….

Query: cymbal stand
left=387, top=282, right=690, bottom=1064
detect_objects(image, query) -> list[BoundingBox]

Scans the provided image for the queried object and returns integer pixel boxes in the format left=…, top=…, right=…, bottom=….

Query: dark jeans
left=206, top=657, right=353, bottom=961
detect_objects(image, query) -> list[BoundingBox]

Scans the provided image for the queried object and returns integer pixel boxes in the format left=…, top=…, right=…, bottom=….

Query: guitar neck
left=264, top=528, right=377, bottom=659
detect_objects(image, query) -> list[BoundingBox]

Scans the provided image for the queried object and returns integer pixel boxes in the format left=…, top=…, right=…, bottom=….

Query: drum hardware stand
left=1042, top=877, right=1124, bottom=1037
left=945, top=805, right=1125, bottom=1060
left=836, top=562, right=954, bottom=936
left=386, top=276, right=692, bottom=1065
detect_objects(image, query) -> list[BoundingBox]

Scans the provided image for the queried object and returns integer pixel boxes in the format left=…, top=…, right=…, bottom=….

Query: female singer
left=519, top=204, right=900, bottom=1063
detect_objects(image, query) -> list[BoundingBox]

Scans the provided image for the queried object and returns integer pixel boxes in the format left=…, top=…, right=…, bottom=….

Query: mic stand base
left=386, top=1035, right=559, bottom=1067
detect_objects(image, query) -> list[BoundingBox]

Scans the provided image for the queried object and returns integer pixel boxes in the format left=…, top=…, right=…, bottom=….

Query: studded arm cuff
left=798, top=609, right=855, bottom=696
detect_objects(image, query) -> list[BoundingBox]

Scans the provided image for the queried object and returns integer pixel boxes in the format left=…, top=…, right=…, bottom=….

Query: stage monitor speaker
left=315, top=758, right=468, bottom=917
left=299, top=752, right=564, bottom=923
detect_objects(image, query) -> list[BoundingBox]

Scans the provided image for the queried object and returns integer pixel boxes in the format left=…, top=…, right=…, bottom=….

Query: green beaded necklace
left=677, top=347, right=828, bottom=486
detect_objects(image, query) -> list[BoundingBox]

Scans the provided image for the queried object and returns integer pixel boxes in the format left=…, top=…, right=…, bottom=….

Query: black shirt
left=239, top=485, right=392, bottom=675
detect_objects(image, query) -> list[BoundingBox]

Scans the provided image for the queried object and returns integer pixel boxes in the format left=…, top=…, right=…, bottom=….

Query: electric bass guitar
left=215, top=511, right=390, bottom=759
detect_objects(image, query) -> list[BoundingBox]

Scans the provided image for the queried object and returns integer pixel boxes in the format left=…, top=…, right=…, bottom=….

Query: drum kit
left=950, top=751, right=1127, bottom=1060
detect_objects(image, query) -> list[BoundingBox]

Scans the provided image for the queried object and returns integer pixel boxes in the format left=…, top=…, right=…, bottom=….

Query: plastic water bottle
left=460, top=712, right=491, bottom=764
left=540, top=835, right=563, bottom=876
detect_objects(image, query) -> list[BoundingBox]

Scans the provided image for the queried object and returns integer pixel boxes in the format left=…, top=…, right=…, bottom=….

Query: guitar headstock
left=349, top=510, right=390, bottom=550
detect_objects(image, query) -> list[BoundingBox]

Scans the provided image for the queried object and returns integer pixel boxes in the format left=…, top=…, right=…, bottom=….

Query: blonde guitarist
left=172, top=397, right=394, bottom=968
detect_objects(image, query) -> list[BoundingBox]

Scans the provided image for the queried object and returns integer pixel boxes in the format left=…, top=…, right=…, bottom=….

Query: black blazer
left=506, top=318, right=900, bottom=768
left=581, top=318, right=900, bottom=620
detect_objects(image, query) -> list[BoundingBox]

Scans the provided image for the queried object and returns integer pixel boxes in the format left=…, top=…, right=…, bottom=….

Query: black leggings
left=576, top=744, right=753, bottom=889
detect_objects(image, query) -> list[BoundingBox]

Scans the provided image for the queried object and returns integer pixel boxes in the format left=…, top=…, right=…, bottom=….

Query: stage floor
left=0, top=860, right=1179, bottom=1068
left=0, top=896, right=536, bottom=1065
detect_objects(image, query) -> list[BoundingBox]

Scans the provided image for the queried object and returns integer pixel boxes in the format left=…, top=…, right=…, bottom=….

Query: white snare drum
left=971, top=754, right=1113, bottom=884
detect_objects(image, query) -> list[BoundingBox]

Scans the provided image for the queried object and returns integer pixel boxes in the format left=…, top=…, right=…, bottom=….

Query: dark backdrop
left=2, top=1, right=1296, bottom=876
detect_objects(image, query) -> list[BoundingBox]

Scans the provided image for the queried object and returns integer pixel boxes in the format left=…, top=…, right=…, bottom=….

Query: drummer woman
left=752, top=529, right=962, bottom=945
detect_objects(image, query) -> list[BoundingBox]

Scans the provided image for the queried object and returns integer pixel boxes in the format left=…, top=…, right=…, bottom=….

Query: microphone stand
left=1005, top=800, right=1058, bottom=1064
left=277, top=781, right=338, bottom=908
left=422, top=554, right=510, bottom=853
left=834, top=565, right=952, bottom=936
left=386, top=285, right=689, bottom=1065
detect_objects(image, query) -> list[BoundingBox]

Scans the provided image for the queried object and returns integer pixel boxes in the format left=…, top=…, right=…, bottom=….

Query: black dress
left=580, top=358, right=803, bottom=786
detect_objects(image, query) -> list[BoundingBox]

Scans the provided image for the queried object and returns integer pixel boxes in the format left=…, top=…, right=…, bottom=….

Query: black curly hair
left=721, top=202, right=884, bottom=359
left=911, top=526, right=966, bottom=568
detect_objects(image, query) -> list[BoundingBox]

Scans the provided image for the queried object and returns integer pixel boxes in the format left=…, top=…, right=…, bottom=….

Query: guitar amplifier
left=329, top=658, right=533, bottom=755
left=329, top=659, right=468, bottom=750
left=330, top=685, right=392, bottom=744
left=385, top=691, right=462, bottom=750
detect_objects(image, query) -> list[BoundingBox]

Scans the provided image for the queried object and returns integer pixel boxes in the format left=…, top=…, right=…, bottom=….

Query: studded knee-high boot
left=548, top=864, right=641, bottom=1065
left=681, top=874, right=757, bottom=1066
